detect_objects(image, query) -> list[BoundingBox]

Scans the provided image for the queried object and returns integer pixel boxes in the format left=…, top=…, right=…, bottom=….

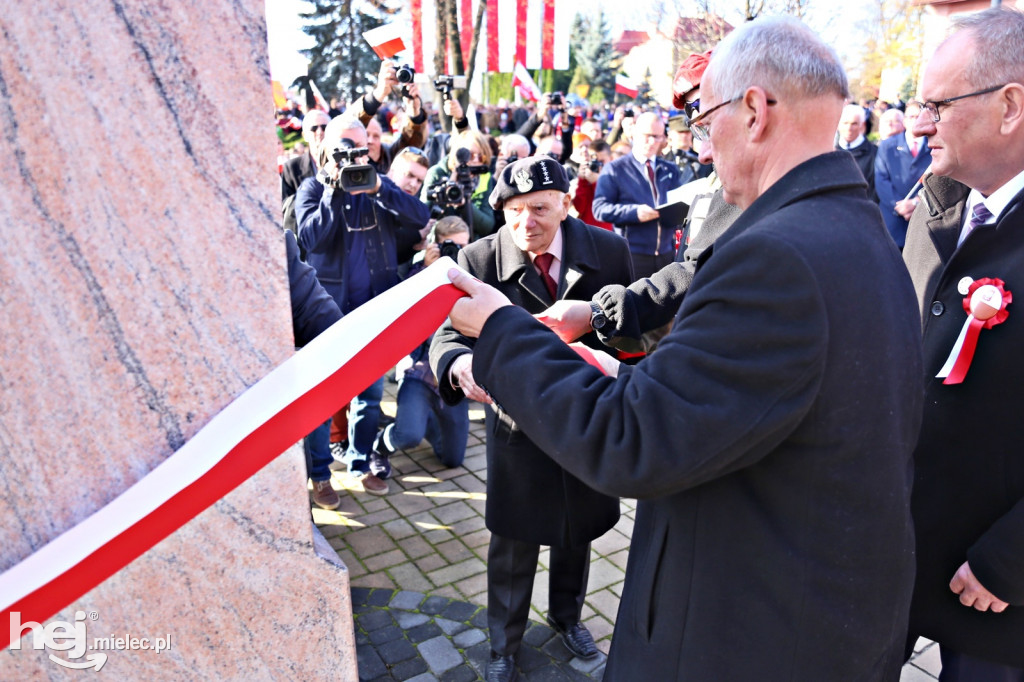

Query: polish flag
left=363, top=23, right=408, bottom=60
left=308, top=79, right=330, bottom=112
left=409, top=0, right=569, bottom=74
left=615, top=74, right=639, bottom=99
left=512, top=61, right=542, bottom=101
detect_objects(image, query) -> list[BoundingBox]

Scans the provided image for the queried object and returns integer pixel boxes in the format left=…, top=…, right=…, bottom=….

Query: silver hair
left=880, top=108, right=904, bottom=126
left=948, top=7, right=1024, bottom=87
left=302, top=109, right=330, bottom=132
left=841, top=104, right=866, bottom=123
left=501, top=133, right=530, bottom=154
left=709, top=16, right=849, bottom=103
left=327, top=114, right=367, bottom=136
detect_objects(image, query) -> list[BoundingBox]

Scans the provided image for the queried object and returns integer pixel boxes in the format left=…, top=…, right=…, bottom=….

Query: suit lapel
left=560, top=218, right=600, bottom=299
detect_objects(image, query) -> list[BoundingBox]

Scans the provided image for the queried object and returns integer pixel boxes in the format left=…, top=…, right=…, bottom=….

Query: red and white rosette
left=936, top=277, right=1012, bottom=385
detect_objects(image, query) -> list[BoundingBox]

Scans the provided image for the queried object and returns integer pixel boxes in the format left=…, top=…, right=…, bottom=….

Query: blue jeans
left=303, top=418, right=333, bottom=482
left=385, top=378, right=469, bottom=467
left=341, top=376, right=385, bottom=475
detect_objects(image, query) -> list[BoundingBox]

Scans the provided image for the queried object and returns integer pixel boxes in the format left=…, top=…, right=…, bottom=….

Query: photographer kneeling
left=295, top=115, right=430, bottom=496
left=421, top=129, right=496, bottom=239
left=374, top=216, right=472, bottom=469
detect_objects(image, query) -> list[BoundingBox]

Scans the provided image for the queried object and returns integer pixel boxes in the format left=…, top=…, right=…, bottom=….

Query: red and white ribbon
left=1, top=258, right=467, bottom=651
left=936, top=277, right=1011, bottom=385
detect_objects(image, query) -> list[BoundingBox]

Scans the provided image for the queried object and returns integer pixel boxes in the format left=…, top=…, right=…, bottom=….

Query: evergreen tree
left=573, top=10, right=620, bottom=104
left=300, top=0, right=395, bottom=103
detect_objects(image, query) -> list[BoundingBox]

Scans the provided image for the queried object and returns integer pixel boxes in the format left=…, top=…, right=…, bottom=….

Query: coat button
left=930, top=301, right=945, bottom=316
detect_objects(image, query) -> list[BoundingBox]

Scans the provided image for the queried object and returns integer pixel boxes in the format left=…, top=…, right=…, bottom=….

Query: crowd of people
left=278, top=8, right=1024, bottom=681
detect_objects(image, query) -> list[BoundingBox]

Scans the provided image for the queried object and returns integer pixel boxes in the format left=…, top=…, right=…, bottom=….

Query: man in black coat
left=837, top=103, right=879, bottom=201
left=902, top=8, right=1024, bottom=678
left=430, top=157, right=634, bottom=682
left=439, top=17, right=923, bottom=680
left=281, top=109, right=330, bottom=235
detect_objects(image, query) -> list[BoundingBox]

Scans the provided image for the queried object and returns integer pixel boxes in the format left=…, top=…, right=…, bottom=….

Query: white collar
left=632, top=148, right=656, bottom=167
left=966, top=167, right=1024, bottom=226
left=841, top=134, right=865, bottom=150
left=529, top=225, right=564, bottom=263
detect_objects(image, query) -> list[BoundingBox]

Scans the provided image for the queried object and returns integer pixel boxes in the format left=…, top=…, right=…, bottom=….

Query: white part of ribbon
left=936, top=315, right=972, bottom=379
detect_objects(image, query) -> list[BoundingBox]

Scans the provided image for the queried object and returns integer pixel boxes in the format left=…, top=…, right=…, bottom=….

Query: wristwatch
left=589, top=301, right=608, bottom=331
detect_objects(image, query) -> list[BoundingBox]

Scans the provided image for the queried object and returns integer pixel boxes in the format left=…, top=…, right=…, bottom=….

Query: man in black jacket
left=440, top=17, right=923, bottom=680
left=902, top=8, right=1024, bottom=678
left=430, top=157, right=634, bottom=682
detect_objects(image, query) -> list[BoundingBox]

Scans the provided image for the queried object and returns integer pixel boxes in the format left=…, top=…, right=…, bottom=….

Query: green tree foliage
left=572, top=11, right=620, bottom=104
left=300, top=0, right=397, bottom=103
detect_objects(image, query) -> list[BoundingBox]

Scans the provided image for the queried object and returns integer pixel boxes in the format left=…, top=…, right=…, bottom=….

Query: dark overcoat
left=466, top=152, right=924, bottom=680
left=903, top=173, right=1024, bottom=666
left=430, top=215, right=633, bottom=547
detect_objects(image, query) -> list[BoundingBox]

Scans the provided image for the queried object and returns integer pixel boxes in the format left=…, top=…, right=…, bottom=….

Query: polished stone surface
left=0, top=1, right=355, bottom=677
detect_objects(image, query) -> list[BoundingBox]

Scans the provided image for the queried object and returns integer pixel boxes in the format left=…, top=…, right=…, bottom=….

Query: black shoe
left=486, top=653, right=518, bottom=682
left=546, top=616, right=599, bottom=659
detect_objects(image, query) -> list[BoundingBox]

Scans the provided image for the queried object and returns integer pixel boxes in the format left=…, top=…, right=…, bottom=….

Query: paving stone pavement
left=312, top=376, right=941, bottom=681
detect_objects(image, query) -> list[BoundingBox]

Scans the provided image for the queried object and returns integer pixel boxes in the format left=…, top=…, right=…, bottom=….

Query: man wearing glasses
left=348, top=59, right=428, bottom=175
left=902, top=8, right=1024, bottom=679
left=440, top=16, right=923, bottom=679
left=295, top=115, right=430, bottom=496
left=592, top=111, right=685, bottom=279
left=281, top=109, right=331, bottom=235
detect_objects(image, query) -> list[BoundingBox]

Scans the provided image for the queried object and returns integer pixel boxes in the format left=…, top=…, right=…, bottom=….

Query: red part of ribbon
left=943, top=277, right=1011, bottom=385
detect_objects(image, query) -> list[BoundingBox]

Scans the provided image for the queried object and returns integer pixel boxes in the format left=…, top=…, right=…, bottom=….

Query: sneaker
left=311, top=479, right=340, bottom=510
left=360, top=472, right=388, bottom=496
left=369, top=432, right=393, bottom=480
left=328, top=440, right=349, bottom=472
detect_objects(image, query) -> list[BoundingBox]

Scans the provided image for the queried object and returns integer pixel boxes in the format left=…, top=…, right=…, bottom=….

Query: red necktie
left=910, top=139, right=918, bottom=158
left=534, top=252, right=558, bottom=300
left=645, top=160, right=659, bottom=204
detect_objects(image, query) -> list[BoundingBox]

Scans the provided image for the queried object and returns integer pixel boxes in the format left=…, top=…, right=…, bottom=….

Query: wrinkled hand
left=535, top=300, right=593, bottom=343
left=637, top=205, right=660, bottom=222
left=450, top=353, right=492, bottom=404
left=447, top=267, right=513, bottom=339
left=950, top=561, right=1009, bottom=612
left=895, top=198, right=918, bottom=221
left=374, top=60, right=398, bottom=101
left=569, top=343, right=621, bottom=377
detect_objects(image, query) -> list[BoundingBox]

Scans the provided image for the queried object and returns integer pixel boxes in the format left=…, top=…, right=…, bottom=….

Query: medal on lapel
left=936, top=277, right=1012, bottom=385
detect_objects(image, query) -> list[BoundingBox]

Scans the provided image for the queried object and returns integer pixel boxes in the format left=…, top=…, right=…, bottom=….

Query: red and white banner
left=308, top=79, right=330, bottom=112
left=512, top=61, right=542, bottom=102
left=409, top=0, right=569, bottom=74
left=364, top=23, right=409, bottom=60
left=615, top=74, right=639, bottom=99
left=1, top=259, right=467, bottom=652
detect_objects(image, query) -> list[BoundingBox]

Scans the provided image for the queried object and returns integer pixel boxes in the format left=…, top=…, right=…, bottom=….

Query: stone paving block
left=368, top=588, right=396, bottom=607
left=365, top=548, right=409, bottom=572
left=523, top=622, right=556, bottom=648
left=352, top=587, right=373, bottom=606
left=569, top=652, right=606, bottom=675
left=517, top=643, right=551, bottom=672
left=433, top=585, right=465, bottom=601
left=363, top=496, right=391, bottom=513
left=433, top=466, right=467, bottom=482
left=392, top=491, right=440, bottom=516
left=408, top=621, right=445, bottom=644
left=391, top=656, right=430, bottom=681
left=404, top=673, right=440, bottom=682
left=580, top=605, right=595, bottom=622
left=435, top=617, right=468, bottom=636
left=421, top=595, right=452, bottom=615
left=450, top=515, right=487, bottom=537
left=419, top=635, right=464, bottom=674
left=435, top=538, right=476, bottom=564
left=390, top=562, right=436, bottom=593
left=441, top=600, right=479, bottom=623
left=396, top=533, right=434, bottom=560
left=390, top=590, right=426, bottom=611
left=342, top=550, right=368, bottom=578
left=379, top=637, right=419, bottom=665
left=470, top=608, right=489, bottom=630
left=595, top=638, right=611, bottom=655
left=428, top=558, right=488, bottom=586
left=449, top=474, right=487, bottom=494
left=396, top=612, right=432, bottom=629
left=438, top=664, right=478, bottom=682
left=346, top=526, right=400, bottom=559
left=583, top=615, right=614, bottom=644
left=369, top=624, right=404, bottom=646
left=433, top=500, right=478, bottom=525
left=453, top=628, right=487, bottom=649
left=360, top=507, right=401, bottom=528
left=612, top=514, right=634, bottom=536
left=357, top=572, right=398, bottom=589
left=359, top=609, right=395, bottom=632
left=585, top=558, right=625, bottom=592
left=585, top=588, right=621, bottom=623
left=605, top=548, right=630, bottom=571
left=540, top=635, right=575, bottom=663
left=415, top=553, right=449, bottom=574
left=462, top=453, right=487, bottom=473
left=460, top=528, right=490, bottom=549
left=591, top=529, right=631, bottom=556
left=357, top=643, right=389, bottom=680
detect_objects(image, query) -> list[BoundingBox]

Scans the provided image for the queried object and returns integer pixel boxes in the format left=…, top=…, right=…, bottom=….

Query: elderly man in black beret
left=430, top=157, right=634, bottom=682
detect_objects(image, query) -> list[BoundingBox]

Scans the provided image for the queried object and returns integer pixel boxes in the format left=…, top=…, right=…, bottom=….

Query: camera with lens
left=433, top=74, right=467, bottom=101
left=427, top=181, right=466, bottom=207
left=395, top=64, right=415, bottom=97
left=587, top=159, right=603, bottom=173
left=438, top=239, right=462, bottom=260
left=507, top=153, right=519, bottom=164
left=326, top=138, right=378, bottom=193
left=623, top=108, right=635, bottom=118
left=549, top=91, right=563, bottom=107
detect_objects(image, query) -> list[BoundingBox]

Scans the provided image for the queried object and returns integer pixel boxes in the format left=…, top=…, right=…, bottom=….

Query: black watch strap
left=589, top=301, right=608, bottom=331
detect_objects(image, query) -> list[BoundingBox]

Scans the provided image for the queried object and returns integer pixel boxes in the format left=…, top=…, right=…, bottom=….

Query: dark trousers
left=487, top=533, right=590, bottom=656
left=630, top=251, right=674, bottom=280
left=940, top=648, right=1024, bottom=682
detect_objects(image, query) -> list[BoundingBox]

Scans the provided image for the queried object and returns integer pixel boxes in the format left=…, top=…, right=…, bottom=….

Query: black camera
left=587, top=159, right=603, bottom=173
left=623, top=108, right=635, bottom=118
left=438, top=239, right=462, bottom=260
left=327, top=138, right=378, bottom=193
left=507, top=153, right=519, bottom=164
left=433, top=74, right=467, bottom=101
left=395, top=64, right=415, bottom=97
left=549, top=91, right=563, bottom=106
left=427, top=181, right=465, bottom=207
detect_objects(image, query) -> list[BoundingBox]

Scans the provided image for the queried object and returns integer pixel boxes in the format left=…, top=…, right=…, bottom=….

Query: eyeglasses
left=307, top=124, right=328, bottom=133
left=684, top=96, right=777, bottom=142
left=917, top=84, right=1006, bottom=123
left=684, top=98, right=700, bottom=119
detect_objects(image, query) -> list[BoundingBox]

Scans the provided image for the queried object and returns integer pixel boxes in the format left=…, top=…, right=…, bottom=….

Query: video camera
left=433, top=74, right=467, bottom=101
left=326, top=138, right=378, bottom=193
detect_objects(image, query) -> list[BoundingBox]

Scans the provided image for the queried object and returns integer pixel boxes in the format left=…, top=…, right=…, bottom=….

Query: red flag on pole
left=615, top=74, right=639, bottom=99
left=512, top=61, right=542, bottom=102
